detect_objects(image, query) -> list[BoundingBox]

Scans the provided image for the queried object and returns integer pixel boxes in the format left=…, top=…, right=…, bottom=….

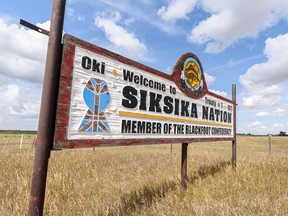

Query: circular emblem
left=182, top=57, right=203, bottom=92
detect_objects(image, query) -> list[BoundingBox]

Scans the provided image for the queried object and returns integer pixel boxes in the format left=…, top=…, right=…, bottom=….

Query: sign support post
left=232, top=84, right=237, bottom=169
left=181, top=143, right=188, bottom=189
left=28, top=0, right=66, bottom=215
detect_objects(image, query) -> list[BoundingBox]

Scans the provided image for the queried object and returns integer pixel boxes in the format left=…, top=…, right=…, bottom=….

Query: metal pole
left=181, top=143, right=188, bottom=189
left=28, top=0, right=66, bottom=215
left=232, top=84, right=237, bottom=169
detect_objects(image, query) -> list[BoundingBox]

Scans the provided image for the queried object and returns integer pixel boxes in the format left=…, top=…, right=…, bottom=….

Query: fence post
left=3, top=135, right=11, bottom=150
left=20, top=134, right=24, bottom=149
left=31, top=135, right=37, bottom=148
left=268, top=134, right=272, bottom=155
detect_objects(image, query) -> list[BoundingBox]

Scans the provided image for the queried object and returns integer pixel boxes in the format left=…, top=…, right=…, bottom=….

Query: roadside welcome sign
left=28, top=3, right=236, bottom=215
left=54, top=34, right=235, bottom=149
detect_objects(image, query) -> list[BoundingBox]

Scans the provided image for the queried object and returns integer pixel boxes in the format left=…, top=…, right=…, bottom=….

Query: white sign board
left=54, top=35, right=235, bottom=149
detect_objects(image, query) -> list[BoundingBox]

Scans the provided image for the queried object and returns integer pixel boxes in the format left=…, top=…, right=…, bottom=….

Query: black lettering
left=143, top=78, right=148, bottom=86
left=146, top=122, right=151, bottom=133
left=137, top=121, right=146, bottom=133
left=101, top=62, right=105, bottom=74
left=139, top=90, right=147, bottom=111
left=181, top=100, right=189, bottom=117
left=81, top=56, right=91, bottom=69
left=149, top=92, right=162, bottom=113
left=149, top=80, right=154, bottom=88
left=134, top=74, right=140, bottom=84
left=123, top=69, right=134, bottom=82
left=154, top=82, right=161, bottom=91
left=209, top=108, right=215, bottom=121
left=174, top=98, right=179, bottom=115
left=227, top=112, right=232, bottom=123
left=190, top=103, right=198, bottom=118
left=156, top=123, right=161, bottom=133
left=163, top=96, right=173, bottom=114
left=202, top=106, right=209, bottom=120
left=121, top=120, right=131, bottom=133
left=223, top=111, right=227, bottom=122
left=131, top=121, right=137, bottom=133
left=122, top=86, right=137, bottom=108
left=92, top=59, right=100, bottom=72
left=215, top=109, right=220, bottom=121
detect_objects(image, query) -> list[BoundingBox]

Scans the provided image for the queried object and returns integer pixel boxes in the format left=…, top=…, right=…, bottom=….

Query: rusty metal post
left=181, top=143, right=188, bottom=189
left=232, top=84, right=237, bottom=169
left=28, top=0, right=66, bottom=215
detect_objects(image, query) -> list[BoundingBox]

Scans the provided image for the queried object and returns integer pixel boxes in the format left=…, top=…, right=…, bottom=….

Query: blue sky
left=0, top=0, right=287, bottom=135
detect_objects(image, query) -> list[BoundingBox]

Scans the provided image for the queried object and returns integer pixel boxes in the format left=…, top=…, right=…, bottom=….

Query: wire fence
left=0, top=133, right=37, bottom=150
left=0, top=133, right=287, bottom=153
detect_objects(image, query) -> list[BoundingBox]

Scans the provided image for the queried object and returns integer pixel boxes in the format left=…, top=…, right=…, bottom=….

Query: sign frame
left=54, top=34, right=236, bottom=149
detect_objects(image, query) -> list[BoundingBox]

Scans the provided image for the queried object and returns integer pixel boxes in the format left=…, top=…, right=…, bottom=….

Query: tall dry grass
left=0, top=135, right=287, bottom=215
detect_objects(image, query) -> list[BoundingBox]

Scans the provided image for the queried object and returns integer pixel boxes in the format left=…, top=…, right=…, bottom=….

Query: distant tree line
left=0, top=130, right=37, bottom=134
left=278, top=131, right=287, bottom=136
left=237, top=131, right=287, bottom=136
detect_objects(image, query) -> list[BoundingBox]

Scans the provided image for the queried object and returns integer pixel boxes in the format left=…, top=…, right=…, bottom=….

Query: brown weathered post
left=20, top=134, right=24, bottom=149
left=28, top=0, right=66, bottom=215
left=181, top=143, right=188, bottom=189
left=268, top=134, right=272, bottom=155
left=232, top=84, right=237, bottom=169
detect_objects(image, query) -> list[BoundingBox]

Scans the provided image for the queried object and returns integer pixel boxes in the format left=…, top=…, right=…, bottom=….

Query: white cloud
left=272, top=123, right=284, bottom=128
left=209, top=89, right=228, bottom=98
left=188, top=0, right=288, bottom=53
left=0, top=18, right=48, bottom=83
left=243, top=95, right=281, bottom=108
left=205, top=54, right=263, bottom=73
left=240, top=34, right=288, bottom=88
left=94, top=0, right=179, bottom=34
left=67, top=7, right=75, bottom=17
left=124, top=17, right=135, bottom=26
left=4, top=84, right=39, bottom=117
left=67, top=7, right=85, bottom=21
left=239, top=120, right=288, bottom=135
left=157, top=0, right=198, bottom=23
left=256, top=108, right=285, bottom=116
left=94, top=11, right=147, bottom=60
left=204, top=72, right=215, bottom=86
left=274, top=108, right=286, bottom=115
left=0, top=80, right=41, bottom=130
left=248, top=121, right=266, bottom=129
left=256, top=108, right=286, bottom=116
left=246, top=121, right=267, bottom=134
left=271, top=123, right=288, bottom=134
left=4, top=84, right=21, bottom=110
left=0, top=18, right=48, bottom=130
left=240, top=34, right=288, bottom=109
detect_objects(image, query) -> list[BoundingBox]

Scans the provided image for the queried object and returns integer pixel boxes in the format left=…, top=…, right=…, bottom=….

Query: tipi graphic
left=78, top=78, right=110, bottom=132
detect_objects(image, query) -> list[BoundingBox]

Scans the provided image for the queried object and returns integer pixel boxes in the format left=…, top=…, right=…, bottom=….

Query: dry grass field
left=0, top=134, right=288, bottom=215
